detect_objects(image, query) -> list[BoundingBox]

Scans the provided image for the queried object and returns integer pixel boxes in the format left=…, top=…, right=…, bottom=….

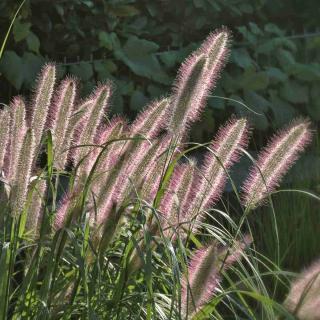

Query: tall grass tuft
left=0, top=27, right=316, bottom=319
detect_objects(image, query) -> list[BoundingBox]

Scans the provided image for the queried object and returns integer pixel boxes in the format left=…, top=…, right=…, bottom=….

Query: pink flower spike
left=183, top=118, right=249, bottom=229
left=284, top=258, right=320, bottom=319
left=10, top=129, right=35, bottom=216
left=158, top=160, right=197, bottom=236
left=47, top=78, right=77, bottom=170
left=181, top=236, right=251, bottom=317
left=30, top=63, right=56, bottom=149
left=168, top=29, right=230, bottom=134
left=0, top=108, right=10, bottom=173
left=242, top=119, right=312, bottom=209
left=53, top=191, right=79, bottom=231
left=6, top=96, right=27, bottom=181
left=130, top=98, right=170, bottom=139
left=72, top=83, right=112, bottom=167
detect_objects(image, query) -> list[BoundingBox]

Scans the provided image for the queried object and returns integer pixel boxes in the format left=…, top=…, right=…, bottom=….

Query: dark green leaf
left=13, top=19, right=31, bottom=42
left=231, top=48, right=253, bottom=69
left=98, top=31, right=113, bottom=50
left=280, top=80, right=309, bottom=104
left=238, top=69, right=269, bottom=91
left=69, top=62, right=94, bottom=81
left=130, top=90, right=149, bottom=111
left=0, top=51, right=24, bottom=89
left=269, top=90, right=296, bottom=127
left=265, top=67, right=288, bottom=82
left=26, top=32, right=40, bottom=54
left=115, top=36, right=170, bottom=84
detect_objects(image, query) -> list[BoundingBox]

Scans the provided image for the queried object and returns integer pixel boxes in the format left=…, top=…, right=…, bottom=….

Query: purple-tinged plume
left=0, top=108, right=10, bottom=172
left=90, top=116, right=127, bottom=190
left=72, top=84, right=111, bottom=174
left=242, top=119, right=312, bottom=209
left=284, top=258, right=320, bottom=319
left=168, top=29, right=230, bottom=134
left=25, top=179, right=47, bottom=237
left=30, top=64, right=56, bottom=149
left=10, top=129, right=35, bottom=216
left=183, top=118, right=249, bottom=229
left=158, top=160, right=197, bottom=237
left=53, top=190, right=80, bottom=231
left=6, top=97, right=27, bottom=181
left=48, top=78, right=77, bottom=170
left=94, top=135, right=171, bottom=227
left=181, top=236, right=251, bottom=317
left=130, top=98, right=170, bottom=139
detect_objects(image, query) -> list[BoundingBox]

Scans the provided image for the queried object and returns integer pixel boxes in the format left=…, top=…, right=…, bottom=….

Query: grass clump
left=0, top=27, right=316, bottom=319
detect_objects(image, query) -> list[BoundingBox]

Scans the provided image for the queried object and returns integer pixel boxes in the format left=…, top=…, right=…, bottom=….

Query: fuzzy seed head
left=30, top=64, right=56, bottom=149
left=130, top=98, right=170, bottom=139
left=25, top=179, right=47, bottom=237
left=6, top=97, right=27, bottom=181
left=73, top=84, right=111, bottom=168
left=182, top=237, right=250, bottom=317
left=159, top=160, right=197, bottom=237
left=184, top=118, right=249, bottom=227
left=49, top=78, right=77, bottom=170
left=0, top=108, right=10, bottom=172
left=242, top=119, right=312, bottom=209
left=168, top=29, right=230, bottom=134
left=284, top=259, right=320, bottom=319
left=10, top=129, right=35, bottom=216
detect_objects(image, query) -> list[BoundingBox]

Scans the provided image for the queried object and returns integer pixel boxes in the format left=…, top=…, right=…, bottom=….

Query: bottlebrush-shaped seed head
left=30, top=63, right=56, bottom=148
left=184, top=118, right=249, bottom=225
left=93, top=117, right=126, bottom=168
left=72, top=84, right=112, bottom=167
left=159, top=160, right=197, bottom=236
left=66, top=100, right=93, bottom=164
left=130, top=98, right=170, bottom=139
left=139, top=136, right=179, bottom=204
left=168, top=29, right=230, bottom=134
left=117, top=135, right=171, bottom=204
left=181, top=236, right=251, bottom=317
left=53, top=190, right=80, bottom=231
left=0, top=108, right=10, bottom=172
left=25, top=179, right=47, bottom=237
left=48, top=78, right=77, bottom=170
left=86, top=116, right=127, bottom=185
left=283, top=258, right=320, bottom=319
left=10, top=129, right=35, bottom=216
left=168, top=54, right=206, bottom=133
left=242, top=119, right=312, bottom=209
left=7, top=96, right=27, bottom=181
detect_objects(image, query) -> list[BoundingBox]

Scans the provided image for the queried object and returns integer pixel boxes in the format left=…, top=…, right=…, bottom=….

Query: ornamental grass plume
left=0, top=108, right=10, bottom=172
left=179, top=118, right=249, bottom=235
left=25, top=179, right=47, bottom=236
left=130, top=98, right=170, bottom=139
left=72, top=84, right=111, bottom=178
left=30, top=64, right=56, bottom=149
left=283, top=259, right=320, bottom=320
left=10, top=129, right=35, bottom=216
left=0, top=27, right=312, bottom=246
left=181, top=236, right=251, bottom=317
left=242, top=119, right=312, bottom=209
left=48, top=78, right=77, bottom=170
left=168, top=29, right=230, bottom=135
left=0, top=26, right=315, bottom=319
left=158, top=160, right=197, bottom=237
left=6, top=97, right=27, bottom=181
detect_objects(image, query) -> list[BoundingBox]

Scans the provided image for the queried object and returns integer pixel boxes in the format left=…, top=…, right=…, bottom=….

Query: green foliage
left=0, top=25, right=316, bottom=319
left=0, top=0, right=319, bottom=131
